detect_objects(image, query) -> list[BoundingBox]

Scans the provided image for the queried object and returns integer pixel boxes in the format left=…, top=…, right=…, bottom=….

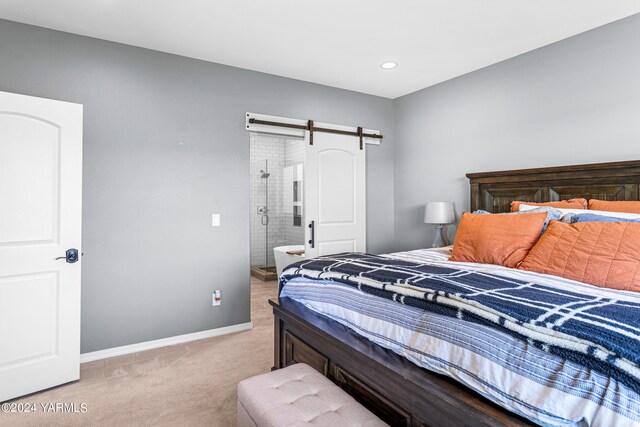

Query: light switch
left=211, top=214, right=221, bottom=227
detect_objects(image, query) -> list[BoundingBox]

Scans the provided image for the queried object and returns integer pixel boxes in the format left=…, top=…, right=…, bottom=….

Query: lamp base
left=431, top=225, right=450, bottom=248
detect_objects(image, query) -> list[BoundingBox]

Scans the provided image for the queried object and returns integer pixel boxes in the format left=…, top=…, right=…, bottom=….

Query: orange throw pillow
left=450, top=212, right=547, bottom=268
left=511, top=198, right=587, bottom=212
left=519, top=221, right=640, bottom=292
left=588, top=199, right=640, bottom=214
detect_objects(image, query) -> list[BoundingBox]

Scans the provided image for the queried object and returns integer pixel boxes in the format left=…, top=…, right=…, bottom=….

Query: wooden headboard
left=467, top=160, right=640, bottom=213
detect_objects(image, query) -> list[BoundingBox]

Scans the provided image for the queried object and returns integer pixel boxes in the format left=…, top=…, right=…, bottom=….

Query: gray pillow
left=472, top=206, right=563, bottom=234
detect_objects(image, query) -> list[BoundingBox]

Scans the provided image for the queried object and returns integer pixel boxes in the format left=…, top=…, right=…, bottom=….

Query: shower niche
left=250, top=133, right=305, bottom=281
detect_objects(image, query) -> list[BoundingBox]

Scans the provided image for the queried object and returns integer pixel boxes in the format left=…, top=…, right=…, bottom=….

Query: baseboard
left=80, top=321, right=253, bottom=363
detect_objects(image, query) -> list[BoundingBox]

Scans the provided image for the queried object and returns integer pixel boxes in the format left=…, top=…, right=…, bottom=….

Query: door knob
left=56, top=248, right=79, bottom=263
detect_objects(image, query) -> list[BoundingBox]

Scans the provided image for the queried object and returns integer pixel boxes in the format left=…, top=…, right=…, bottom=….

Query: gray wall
left=0, top=19, right=395, bottom=353
left=394, top=14, right=640, bottom=251
left=3, top=12, right=638, bottom=353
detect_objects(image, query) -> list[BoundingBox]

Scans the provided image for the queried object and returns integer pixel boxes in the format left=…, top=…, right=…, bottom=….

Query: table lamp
left=424, top=202, right=455, bottom=247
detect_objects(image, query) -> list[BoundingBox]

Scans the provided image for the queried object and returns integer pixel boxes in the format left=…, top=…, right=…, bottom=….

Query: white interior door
left=305, top=131, right=366, bottom=258
left=0, top=91, right=83, bottom=402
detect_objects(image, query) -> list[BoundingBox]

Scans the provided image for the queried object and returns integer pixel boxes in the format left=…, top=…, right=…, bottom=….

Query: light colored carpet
left=1, top=278, right=278, bottom=427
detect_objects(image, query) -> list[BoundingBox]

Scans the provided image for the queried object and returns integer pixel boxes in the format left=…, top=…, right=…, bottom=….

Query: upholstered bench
left=237, top=363, right=387, bottom=426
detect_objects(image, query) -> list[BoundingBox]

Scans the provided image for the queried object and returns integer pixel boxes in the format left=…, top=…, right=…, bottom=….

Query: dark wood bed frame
left=468, top=160, right=640, bottom=213
left=270, top=160, right=640, bottom=427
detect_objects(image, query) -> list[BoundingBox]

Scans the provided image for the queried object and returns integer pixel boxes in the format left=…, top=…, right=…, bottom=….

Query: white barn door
left=305, top=131, right=366, bottom=258
left=0, top=91, right=83, bottom=402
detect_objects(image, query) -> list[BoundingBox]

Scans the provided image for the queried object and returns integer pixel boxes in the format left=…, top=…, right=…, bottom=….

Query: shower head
left=260, top=170, right=270, bottom=179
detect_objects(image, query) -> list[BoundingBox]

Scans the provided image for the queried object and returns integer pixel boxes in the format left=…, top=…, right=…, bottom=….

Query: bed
left=269, top=160, right=640, bottom=426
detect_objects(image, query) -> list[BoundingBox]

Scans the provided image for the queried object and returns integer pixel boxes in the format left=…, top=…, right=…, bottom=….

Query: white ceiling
left=1, top=1, right=639, bottom=98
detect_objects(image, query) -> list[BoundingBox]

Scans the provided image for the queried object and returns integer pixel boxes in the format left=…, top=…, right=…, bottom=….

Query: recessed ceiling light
left=380, top=62, right=398, bottom=70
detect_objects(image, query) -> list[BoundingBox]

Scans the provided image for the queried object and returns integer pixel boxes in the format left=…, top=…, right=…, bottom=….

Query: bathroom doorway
left=249, top=133, right=305, bottom=281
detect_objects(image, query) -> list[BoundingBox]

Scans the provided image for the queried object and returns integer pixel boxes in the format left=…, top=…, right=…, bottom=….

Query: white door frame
left=246, top=112, right=376, bottom=257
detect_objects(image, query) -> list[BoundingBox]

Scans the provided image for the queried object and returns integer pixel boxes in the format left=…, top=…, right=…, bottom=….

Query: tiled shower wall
left=284, top=139, right=305, bottom=245
left=250, top=134, right=305, bottom=268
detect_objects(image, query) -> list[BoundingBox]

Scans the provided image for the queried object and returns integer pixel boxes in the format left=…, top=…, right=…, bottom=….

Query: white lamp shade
left=424, top=202, right=455, bottom=224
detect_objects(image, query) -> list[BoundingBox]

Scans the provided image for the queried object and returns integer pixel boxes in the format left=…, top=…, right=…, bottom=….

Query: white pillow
left=519, top=204, right=640, bottom=220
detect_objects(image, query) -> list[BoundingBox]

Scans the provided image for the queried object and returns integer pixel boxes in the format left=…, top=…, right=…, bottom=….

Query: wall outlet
left=211, top=214, right=221, bottom=227
left=212, top=289, right=221, bottom=306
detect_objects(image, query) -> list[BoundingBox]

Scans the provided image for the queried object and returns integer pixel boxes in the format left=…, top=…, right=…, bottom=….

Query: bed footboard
left=270, top=297, right=533, bottom=427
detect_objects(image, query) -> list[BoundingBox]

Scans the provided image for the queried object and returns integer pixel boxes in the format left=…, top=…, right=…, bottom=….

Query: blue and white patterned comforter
left=279, top=248, right=640, bottom=427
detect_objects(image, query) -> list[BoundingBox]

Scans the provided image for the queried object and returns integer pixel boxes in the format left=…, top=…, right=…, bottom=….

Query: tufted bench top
left=237, top=363, right=387, bottom=426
